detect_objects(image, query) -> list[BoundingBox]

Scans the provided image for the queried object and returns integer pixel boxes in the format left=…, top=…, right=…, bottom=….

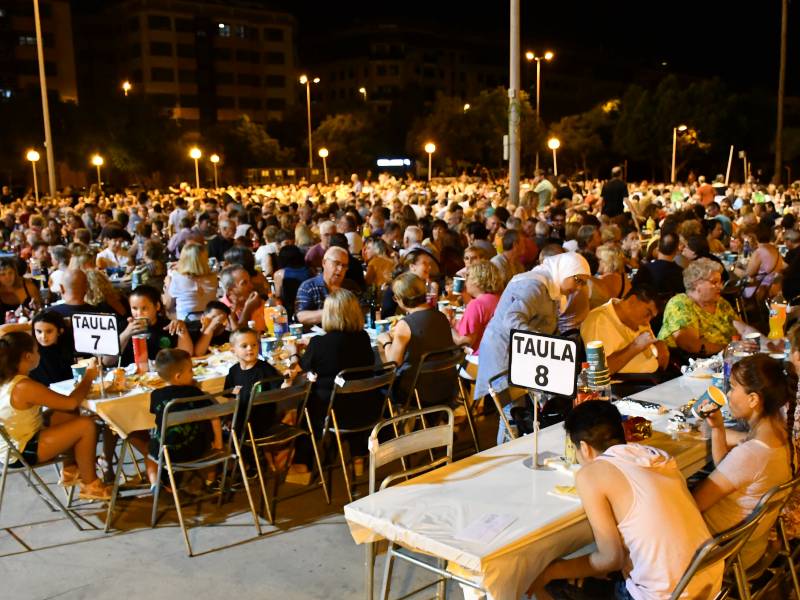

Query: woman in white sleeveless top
left=0, top=331, right=111, bottom=500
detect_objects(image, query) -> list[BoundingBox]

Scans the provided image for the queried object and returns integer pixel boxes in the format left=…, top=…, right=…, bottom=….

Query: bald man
left=305, top=221, right=337, bottom=271
left=295, top=246, right=349, bottom=326
left=50, top=269, right=99, bottom=319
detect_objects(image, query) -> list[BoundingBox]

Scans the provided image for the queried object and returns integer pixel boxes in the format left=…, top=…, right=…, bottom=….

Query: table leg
left=365, top=542, right=374, bottom=600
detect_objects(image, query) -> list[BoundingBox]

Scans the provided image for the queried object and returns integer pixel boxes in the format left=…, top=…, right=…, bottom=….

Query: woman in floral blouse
left=658, top=258, right=757, bottom=359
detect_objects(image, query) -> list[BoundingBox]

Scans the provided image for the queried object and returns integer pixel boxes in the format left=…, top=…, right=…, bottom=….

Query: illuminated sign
left=376, top=158, right=412, bottom=167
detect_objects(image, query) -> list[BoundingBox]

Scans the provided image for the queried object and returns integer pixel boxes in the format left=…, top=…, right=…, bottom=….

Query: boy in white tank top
left=528, top=401, right=723, bottom=600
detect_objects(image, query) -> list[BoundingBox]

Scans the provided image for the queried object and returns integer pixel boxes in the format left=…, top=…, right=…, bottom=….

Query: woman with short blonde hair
left=175, top=242, right=211, bottom=277
left=321, top=289, right=364, bottom=333
left=452, top=260, right=503, bottom=352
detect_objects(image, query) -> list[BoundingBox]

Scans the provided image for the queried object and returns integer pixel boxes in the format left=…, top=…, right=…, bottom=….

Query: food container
left=690, top=385, right=726, bottom=419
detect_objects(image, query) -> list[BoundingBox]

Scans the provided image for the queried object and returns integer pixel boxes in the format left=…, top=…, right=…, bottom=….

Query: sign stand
left=508, top=329, right=578, bottom=470
left=71, top=313, right=120, bottom=400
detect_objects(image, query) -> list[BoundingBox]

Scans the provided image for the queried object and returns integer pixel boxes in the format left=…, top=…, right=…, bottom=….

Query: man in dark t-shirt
left=631, top=233, right=684, bottom=334
left=600, top=166, right=628, bottom=218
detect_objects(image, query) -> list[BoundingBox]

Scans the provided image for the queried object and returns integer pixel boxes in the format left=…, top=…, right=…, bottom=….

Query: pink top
left=456, top=292, right=500, bottom=354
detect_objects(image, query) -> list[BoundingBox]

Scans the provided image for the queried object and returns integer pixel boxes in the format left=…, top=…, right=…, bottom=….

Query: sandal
left=59, top=465, right=81, bottom=487
left=79, top=478, right=112, bottom=501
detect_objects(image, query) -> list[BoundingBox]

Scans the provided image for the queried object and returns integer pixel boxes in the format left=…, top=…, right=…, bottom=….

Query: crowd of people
left=1, top=167, right=799, bottom=595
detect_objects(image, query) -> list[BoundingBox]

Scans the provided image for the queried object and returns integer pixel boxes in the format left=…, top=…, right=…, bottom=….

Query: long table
left=344, top=375, right=711, bottom=599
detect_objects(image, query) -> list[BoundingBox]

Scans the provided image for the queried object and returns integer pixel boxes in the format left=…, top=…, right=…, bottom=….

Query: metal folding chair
left=362, top=406, right=485, bottom=600
left=0, top=424, right=81, bottom=531
left=149, top=392, right=261, bottom=556
left=487, top=370, right=533, bottom=444
left=241, top=377, right=329, bottom=524
left=731, top=474, right=800, bottom=600
left=321, top=362, right=396, bottom=504
left=403, top=345, right=480, bottom=454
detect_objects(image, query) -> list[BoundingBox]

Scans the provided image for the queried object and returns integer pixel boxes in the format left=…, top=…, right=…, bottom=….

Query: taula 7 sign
left=508, top=329, right=578, bottom=397
left=72, top=313, right=120, bottom=356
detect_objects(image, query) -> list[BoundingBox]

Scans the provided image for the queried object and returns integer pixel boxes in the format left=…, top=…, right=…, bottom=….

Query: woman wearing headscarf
left=474, top=252, right=592, bottom=404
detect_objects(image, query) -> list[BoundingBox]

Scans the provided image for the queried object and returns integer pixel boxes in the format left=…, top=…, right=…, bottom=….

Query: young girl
left=117, top=285, right=193, bottom=367
left=0, top=332, right=111, bottom=500
left=29, top=310, right=74, bottom=385
left=693, top=354, right=795, bottom=568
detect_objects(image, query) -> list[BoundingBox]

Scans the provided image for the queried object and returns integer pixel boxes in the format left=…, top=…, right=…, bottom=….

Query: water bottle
left=273, top=302, right=289, bottom=337
left=722, top=335, right=751, bottom=393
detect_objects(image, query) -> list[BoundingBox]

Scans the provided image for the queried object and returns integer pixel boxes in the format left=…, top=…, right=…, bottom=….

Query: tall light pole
left=318, top=148, right=329, bottom=184
left=189, top=147, right=202, bottom=189
left=547, top=137, right=560, bottom=176
left=299, top=75, right=319, bottom=174
left=122, top=80, right=132, bottom=97
left=508, top=0, right=521, bottom=205
left=424, top=142, right=436, bottom=183
left=525, top=50, right=554, bottom=172
left=26, top=150, right=40, bottom=202
left=33, top=0, right=55, bottom=197
left=774, top=0, right=788, bottom=183
left=358, top=87, right=367, bottom=101
left=210, top=153, right=220, bottom=189
left=91, top=154, right=104, bottom=187
left=671, top=124, right=687, bottom=182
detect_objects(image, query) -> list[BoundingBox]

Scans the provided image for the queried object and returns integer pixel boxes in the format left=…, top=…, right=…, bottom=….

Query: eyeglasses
left=325, top=259, right=347, bottom=269
left=703, top=278, right=723, bottom=287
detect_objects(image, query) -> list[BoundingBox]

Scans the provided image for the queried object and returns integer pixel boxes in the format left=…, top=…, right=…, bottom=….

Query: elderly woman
left=474, top=252, right=591, bottom=402
left=164, top=243, right=219, bottom=320
left=451, top=259, right=503, bottom=354
left=0, top=257, right=41, bottom=323
left=378, top=272, right=455, bottom=408
left=658, top=258, right=756, bottom=359
left=219, top=264, right=265, bottom=332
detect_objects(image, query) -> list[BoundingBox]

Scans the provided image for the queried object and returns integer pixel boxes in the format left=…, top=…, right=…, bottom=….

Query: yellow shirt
left=580, top=299, right=659, bottom=374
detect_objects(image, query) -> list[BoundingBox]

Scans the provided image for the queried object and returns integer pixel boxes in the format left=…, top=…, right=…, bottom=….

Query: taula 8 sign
left=508, top=329, right=578, bottom=397
left=72, top=313, right=120, bottom=356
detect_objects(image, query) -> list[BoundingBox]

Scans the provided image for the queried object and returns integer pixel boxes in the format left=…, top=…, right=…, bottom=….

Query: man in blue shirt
left=295, top=246, right=348, bottom=326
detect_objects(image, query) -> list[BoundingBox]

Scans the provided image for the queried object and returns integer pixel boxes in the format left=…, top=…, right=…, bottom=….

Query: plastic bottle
left=742, top=238, right=752, bottom=259
left=273, top=302, right=289, bottom=337
left=722, top=335, right=750, bottom=393
left=768, top=292, right=788, bottom=340
left=646, top=217, right=656, bottom=233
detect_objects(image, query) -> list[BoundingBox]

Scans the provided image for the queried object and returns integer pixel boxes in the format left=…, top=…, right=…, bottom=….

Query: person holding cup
left=450, top=260, right=503, bottom=354
left=0, top=331, right=111, bottom=500
left=692, top=354, right=794, bottom=568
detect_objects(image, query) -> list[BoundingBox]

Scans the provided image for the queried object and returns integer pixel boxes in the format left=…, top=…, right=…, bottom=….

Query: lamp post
left=547, top=137, right=560, bottom=176
left=189, top=147, right=202, bottom=189
left=122, top=80, right=132, bottom=97
left=424, top=142, right=436, bottom=183
left=358, top=87, right=367, bottom=101
left=671, top=124, right=688, bottom=182
left=318, top=148, right=329, bottom=184
left=26, top=149, right=40, bottom=202
left=91, top=154, right=104, bottom=187
left=525, top=50, right=554, bottom=171
left=299, top=75, right=320, bottom=174
left=210, top=153, right=220, bottom=189
left=33, top=0, right=55, bottom=197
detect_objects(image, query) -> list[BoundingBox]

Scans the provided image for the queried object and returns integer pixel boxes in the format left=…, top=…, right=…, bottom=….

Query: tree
left=549, top=101, right=618, bottom=176
left=311, top=112, right=377, bottom=171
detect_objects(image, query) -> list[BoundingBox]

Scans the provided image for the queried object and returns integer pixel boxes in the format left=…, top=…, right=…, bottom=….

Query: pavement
left=1, top=413, right=500, bottom=600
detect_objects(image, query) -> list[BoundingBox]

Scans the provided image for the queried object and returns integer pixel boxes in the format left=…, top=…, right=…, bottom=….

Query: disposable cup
left=690, top=385, right=726, bottom=419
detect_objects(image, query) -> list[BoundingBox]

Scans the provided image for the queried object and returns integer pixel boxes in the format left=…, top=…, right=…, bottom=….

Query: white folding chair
left=0, top=423, right=81, bottom=531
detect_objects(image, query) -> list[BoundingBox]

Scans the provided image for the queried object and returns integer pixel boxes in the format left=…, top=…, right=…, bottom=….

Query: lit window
left=18, top=35, right=36, bottom=46
left=218, top=23, right=230, bottom=37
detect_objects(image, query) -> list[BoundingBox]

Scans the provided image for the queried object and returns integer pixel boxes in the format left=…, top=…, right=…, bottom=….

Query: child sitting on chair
left=224, top=327, right=286, bottom=469
left=146, top=348, right=222, bottom=488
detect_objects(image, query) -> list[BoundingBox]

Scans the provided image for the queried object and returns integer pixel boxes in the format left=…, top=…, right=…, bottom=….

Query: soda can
left=132, top=334, right=149, bottom=375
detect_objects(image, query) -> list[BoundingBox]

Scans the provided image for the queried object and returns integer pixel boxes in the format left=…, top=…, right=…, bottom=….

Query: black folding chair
left=320, top=363, right=396, bottom=503
left=241, top=377, right=329, bottom=524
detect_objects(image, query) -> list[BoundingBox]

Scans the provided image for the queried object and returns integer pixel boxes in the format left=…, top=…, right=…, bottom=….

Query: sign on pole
left=72, top=313, right=120, bottom=356
left=508, top=330, right=578, bottom=397
left=508, top=330, right=578, bottom=470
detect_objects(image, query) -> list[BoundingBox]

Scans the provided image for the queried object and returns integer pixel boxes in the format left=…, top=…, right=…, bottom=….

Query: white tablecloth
left=50, top=369, right=228, bottom=438
left=344, top=375, right=713, bottom=599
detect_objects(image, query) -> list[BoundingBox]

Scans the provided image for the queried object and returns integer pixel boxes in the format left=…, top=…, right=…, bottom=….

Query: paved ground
left=1, top=415, right=500, bottom=600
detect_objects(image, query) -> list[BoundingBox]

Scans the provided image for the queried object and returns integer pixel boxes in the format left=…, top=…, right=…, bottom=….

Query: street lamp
left=122, top=80, right=132, bottom=96
left=671, top=124, right=688, bottom=182
left=547, top=137, right=561, bottom=176
left=463, top=103, right=471, bottom=112
left=358, top=87, right=367, bottom=101
left=189, top=147, right=202, bottom=189
left=26, top=149, right=40, bottom=202
left=318, top=148, right=329, bottom=184
left=210, top=153, right=220, bottom=189
left=525, top=50, right=555, bottom=171
left=91, top=154, right=104, bottom=187
left=299, top=74, right=320, bottom=174
left=424, top=142, right=436, bottom=183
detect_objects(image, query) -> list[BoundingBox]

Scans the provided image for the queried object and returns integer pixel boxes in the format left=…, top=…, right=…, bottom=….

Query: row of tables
left=344, top=375, right=712, bottom=600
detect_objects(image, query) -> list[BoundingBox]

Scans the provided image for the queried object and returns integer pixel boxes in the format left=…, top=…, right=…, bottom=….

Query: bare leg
left=47, top=410, right=80, bottom=467
left=37, top=416, right=100, bottom=484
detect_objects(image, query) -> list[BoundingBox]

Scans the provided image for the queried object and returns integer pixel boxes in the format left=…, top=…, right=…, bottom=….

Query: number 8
left=534, top=364, right=549, bottom=386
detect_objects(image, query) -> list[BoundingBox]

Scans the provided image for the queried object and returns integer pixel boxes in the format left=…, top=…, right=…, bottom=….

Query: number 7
left=91, top=334, right=100, bottom=350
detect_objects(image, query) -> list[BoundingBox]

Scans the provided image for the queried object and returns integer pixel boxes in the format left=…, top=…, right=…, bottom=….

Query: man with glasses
left=295, top=246, right=349, bottom=327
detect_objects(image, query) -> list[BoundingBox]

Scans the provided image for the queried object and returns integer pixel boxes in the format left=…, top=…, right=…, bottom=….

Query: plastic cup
left=585, top=341, right=608, bottom=371
left=453, top=277, right=465, bottom=293
left=289, top=323, right=304, bottom=337
left=71, top=364, right=87, bottom=382
left=690, top=385, right=727, bottom=419
left=375, top=319, right=390, bottom=334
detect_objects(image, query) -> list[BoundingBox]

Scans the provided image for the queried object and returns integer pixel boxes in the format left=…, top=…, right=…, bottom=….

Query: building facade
left=0, top=0, right=78, bottom=102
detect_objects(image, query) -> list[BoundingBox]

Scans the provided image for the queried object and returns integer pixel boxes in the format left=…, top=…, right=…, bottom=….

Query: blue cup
left=71, top=364, right=87, bottom=382
left=261, top=337, right=278, bottom=355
